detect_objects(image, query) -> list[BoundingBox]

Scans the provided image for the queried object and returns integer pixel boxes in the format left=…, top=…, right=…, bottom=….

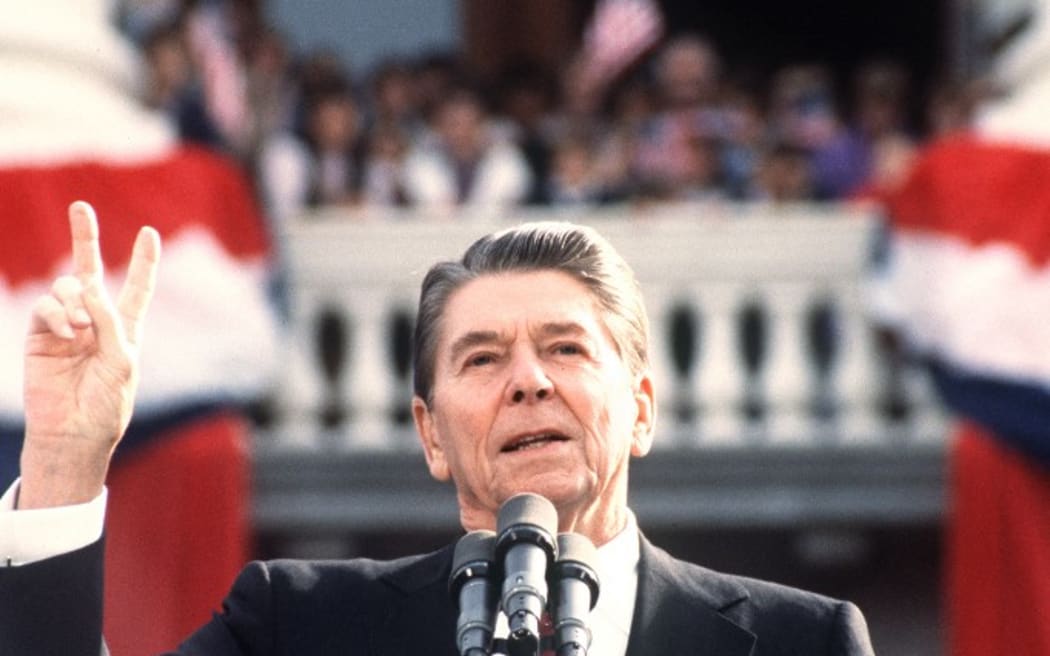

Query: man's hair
left=413, top=221, right=650, bottom=404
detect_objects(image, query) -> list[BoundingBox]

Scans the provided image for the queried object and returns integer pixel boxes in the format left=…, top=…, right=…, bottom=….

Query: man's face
left=660, top=41, right=718, bottom=107
left=436, top=98, right=484, bottom=161
left=412, top=270, right=654, bottom=534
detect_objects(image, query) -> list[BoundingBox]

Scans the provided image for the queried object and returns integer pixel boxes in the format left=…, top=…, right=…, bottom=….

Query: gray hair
left=413, top=221, right=650, bottom=404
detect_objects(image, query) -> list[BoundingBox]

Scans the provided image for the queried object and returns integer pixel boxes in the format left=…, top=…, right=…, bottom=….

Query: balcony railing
left=252, top=202, right=948, bottom=538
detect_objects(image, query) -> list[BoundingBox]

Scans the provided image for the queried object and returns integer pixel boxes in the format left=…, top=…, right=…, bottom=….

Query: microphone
left=450, top=530, right=499, bottom=656
left=496, top=493, right=559, bottom=656
left=549, top=533, right=600, bottom=656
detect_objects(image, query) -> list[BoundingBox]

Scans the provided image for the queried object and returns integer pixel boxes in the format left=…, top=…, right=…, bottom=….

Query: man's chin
left=495, top=476, right=588, bottom=513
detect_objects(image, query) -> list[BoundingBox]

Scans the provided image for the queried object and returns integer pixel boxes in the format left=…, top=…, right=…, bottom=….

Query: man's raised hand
left=19, top=201, right=161, bottom=509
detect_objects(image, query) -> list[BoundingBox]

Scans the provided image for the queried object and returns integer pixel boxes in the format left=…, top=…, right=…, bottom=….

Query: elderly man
left=0, top=202, right=874, bottom=655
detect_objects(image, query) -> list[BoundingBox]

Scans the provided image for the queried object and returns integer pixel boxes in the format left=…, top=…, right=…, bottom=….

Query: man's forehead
left=437, top=271, right=604, bottom=346
left=447, top=270, right=593, bottom=308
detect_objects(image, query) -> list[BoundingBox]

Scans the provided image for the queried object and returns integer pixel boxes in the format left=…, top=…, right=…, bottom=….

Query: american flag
left=582, top=0, right=665, bottom=84
left=186, top=5, right=249, bottom=151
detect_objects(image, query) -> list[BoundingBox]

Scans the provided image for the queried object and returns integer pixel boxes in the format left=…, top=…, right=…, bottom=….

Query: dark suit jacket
left=0, top=534, right=873, bottom=655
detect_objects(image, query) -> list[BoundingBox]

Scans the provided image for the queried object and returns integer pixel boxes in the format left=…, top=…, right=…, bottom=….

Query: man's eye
left=553, top=343, right=583, bottom=356
left=467, top=353, right=494, bottom=367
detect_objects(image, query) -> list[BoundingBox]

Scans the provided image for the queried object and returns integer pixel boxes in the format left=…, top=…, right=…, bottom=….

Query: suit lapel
left=625, top=536, right=756, bottom=656
left=369, top=544, right=461, bottom=656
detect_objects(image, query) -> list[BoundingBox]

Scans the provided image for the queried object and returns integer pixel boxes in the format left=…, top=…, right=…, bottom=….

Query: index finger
left=68, top=201, right=104, bottom=283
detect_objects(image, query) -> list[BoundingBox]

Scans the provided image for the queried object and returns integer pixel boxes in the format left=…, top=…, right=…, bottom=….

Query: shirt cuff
left=0, top=479, right=107, bottom=566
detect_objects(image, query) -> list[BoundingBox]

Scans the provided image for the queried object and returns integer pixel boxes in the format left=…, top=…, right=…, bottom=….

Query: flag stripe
left=583, top=0, right=664, bottom=81
left=887, top=136, right=1050, bottom=266
left=928, top=359, right=1050, bottom=465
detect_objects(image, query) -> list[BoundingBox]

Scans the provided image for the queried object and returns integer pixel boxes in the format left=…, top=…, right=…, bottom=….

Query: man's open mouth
left=501, top=433, right=569, bottom=453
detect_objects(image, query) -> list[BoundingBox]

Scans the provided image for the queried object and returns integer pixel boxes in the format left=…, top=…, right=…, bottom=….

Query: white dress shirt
left=584, top=511, right=641, bottom=656
left=0, top=481, right=638, bottom=655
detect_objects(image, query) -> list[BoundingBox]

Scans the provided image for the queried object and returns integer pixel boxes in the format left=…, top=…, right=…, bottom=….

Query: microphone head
left=449, top=530, right=496, bottom=598
left=555, top=533, right=598, bottom=568
left=495, top=493, right=559, bottom=559
left=553, top=533, right=600, bottom=608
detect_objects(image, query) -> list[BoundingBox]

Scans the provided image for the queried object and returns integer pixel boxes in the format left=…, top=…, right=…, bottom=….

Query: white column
left=828, top=281, right=884, bottom=443
left=900, top=363, right=951, bottom=444
left=273, top=289, right=328, bottom=449
left=645, top=283, right=696, bottom=448
left=695, top=283, right=747, bottom=445
left=343, top=287, right=393, bottom=448
left=761, top=282, right=813, bottom=444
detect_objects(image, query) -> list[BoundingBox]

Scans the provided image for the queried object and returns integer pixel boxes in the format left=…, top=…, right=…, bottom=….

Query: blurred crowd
left=127, top=1, right=980, bottom=225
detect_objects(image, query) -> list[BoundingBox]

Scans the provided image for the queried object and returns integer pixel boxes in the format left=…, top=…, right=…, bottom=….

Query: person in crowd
left=142, top=20, right=225, bottom=150
left=367, top=59, right=425, bottom=140
left=923, top=80, right=977, bottom=138
left=588, top=75, right=658, bottom=203
left=720, top=81, right=768, bottom=200
left=1, top=208, right=874, bottom=655
left=810, top=61, right=916, bottom=199
left=752, top=141, right=816, bottom=203
left=543, top=135, right=608, bottom=206
left=292, top=49, right=352, bottom=134
left=633, top=34, right=731, bottom=195
left=412, top=51, right=468, bottom=127
left=242, top=26, right=300, bottom=163
left=257, top=80, right=366, bottom=222
left=301, top=82, right=368, bottom=208
left=763, top=64, right=842, bottom=200
left=492, top=61, right=557, bottom=205
left=766, top=65, right=839, bottom=150
left=672, top=133, right=727, bottom=202
left=540, top=55, right=612, bottom=156
left=360, top=122, right=412, bottom=207
left=402, top=85, right=532, bottom=211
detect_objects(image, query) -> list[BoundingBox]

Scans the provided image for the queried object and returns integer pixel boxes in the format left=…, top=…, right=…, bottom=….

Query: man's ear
left=630, top=372, right=656, bottom=458
left=413, top=396, right=451, bottom=481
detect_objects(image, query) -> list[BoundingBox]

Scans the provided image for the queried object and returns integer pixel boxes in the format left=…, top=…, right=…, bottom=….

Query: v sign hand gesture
left=19, top=201, right=161, bottom=510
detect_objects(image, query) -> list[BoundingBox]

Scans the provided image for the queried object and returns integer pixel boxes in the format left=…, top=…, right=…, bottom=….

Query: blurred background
left=4, top=0, right=1049, bottom=654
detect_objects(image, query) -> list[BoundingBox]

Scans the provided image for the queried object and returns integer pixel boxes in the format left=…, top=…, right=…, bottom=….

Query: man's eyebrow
left=447, top=330, right=502, bottom=364
left=538, top=321, right=588, bottom=338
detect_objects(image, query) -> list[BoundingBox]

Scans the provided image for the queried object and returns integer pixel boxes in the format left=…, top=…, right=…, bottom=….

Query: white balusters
left=899, top=363, right=951, bottom=443
left=759, top=283, right=814, bottom=443
left=276, top=289, right=330, bottom=449
left=342, top=288, right=395, bottom=447
left=695, top=283, right=748, bottom=445
left=829, top=281, right=884, bottom=443
left=265, top=209, right=947, bottom=454
left=643, top=283, right=686, bottom=447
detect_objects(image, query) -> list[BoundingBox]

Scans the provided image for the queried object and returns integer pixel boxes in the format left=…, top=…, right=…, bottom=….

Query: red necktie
left=540, top=611, right=556, bottom=656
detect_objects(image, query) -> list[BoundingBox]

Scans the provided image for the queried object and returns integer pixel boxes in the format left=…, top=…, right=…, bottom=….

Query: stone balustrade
left=252, top=202, right=948, bottom=536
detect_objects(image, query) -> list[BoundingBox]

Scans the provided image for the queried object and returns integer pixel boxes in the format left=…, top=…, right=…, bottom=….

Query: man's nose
left=507, top=354, right=554, bottom=404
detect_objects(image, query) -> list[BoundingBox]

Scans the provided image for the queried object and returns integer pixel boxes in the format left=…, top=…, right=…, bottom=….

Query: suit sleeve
left=0, top=538, right=106, bottom=656
left=828, top=601, right=875, bottom=656
left=0, top=531, right=286, bottom=656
